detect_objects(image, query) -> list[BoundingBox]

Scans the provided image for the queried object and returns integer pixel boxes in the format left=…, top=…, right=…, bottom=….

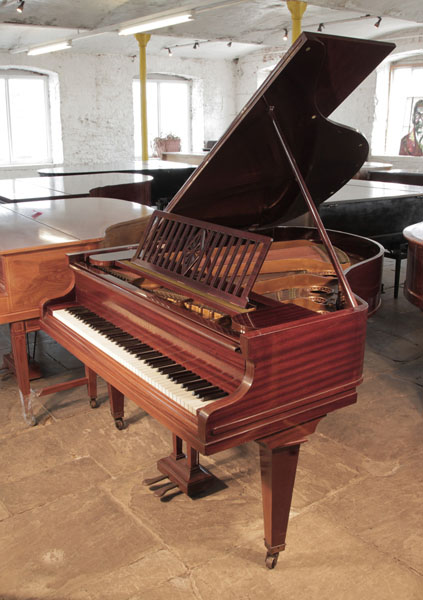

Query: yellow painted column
left=287, top=1, right=307, bottom=43
left=134, top=33, right=151, bottom=161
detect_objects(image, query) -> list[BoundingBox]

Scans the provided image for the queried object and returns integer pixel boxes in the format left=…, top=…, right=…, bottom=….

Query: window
left=133, top=75, right=191, bottom=157
left=373, top=60, right=423, bottom=156
left=0, top=69, right=53, bottom=165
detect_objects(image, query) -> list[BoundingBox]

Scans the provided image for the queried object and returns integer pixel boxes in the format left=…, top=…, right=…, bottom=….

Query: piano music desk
left=0, top=198, right=154, bottom=424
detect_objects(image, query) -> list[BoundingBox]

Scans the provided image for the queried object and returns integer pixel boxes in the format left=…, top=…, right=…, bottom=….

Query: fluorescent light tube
left=119, top=13, right=193, bottom=36
left=28, top=41, right=71, bottom=56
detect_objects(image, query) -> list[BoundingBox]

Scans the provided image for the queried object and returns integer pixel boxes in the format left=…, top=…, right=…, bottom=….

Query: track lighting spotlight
left=227, top=41, right=232, bottom=47
left=16, top=0, right=24, bottom=12
left=166, top=47, right=173, bottom=56
left=193, top=41, right=199, bottom=49
left=375, top=16, right=382, bottom=28
left=283, top=28, right=288, bottom=41
left=318, top=23, right=324, bottom=32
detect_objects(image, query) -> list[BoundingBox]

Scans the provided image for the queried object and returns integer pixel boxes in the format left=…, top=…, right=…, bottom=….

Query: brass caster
left=115, top=417, right=125, bottom=430
left=265, top=552, right=279, bottom=569
left=90, top=398, right=98, bottom=409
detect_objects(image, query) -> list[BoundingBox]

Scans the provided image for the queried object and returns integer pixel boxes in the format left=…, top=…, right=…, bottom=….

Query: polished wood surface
left=37, top=160, right=196, bottom=208
left=319, top=180, right=423, bottom=246
left=404, top=221, right=423, bottom=310
left=162, top=152, right=206, bottom=165
left=319, top=180, right=423, bottom=298
left=0, top=199, right=153, bottom=323
left=368, top=169, right=423, bottom=187
left=0, top=174, right=152, bottom=205
left=38, top=159, right=197, bottom=175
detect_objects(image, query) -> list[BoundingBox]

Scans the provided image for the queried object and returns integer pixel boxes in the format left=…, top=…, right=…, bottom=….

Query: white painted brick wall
left=0, top=50, right=236, bottom=177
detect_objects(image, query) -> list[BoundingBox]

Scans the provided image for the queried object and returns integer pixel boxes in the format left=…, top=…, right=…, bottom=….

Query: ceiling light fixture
left=119, top=12, right=193, bottom=36
left=318, top=23, right=324, bottom=32
left=16, top=0, right=24, bottom=12
left=28, top=40, right=71, bottom=56
left=283, top=28, right=288, bottom=41
left=375, top=16, right=382, bottom=28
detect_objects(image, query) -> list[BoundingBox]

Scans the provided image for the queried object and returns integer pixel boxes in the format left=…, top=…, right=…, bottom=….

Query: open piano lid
left=166, top=32, right=394, bottom=229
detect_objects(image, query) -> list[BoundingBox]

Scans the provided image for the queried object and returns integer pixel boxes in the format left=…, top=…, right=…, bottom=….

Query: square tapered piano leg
left=257, top=418, right=323, bottom=568
left=108, top=384, right=125, bottom=430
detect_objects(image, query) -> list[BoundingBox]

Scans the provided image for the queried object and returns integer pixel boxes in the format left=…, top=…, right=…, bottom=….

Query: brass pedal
left=143, top=474, right=168, bottom=486
left=153, top=482, right=178, bottom=498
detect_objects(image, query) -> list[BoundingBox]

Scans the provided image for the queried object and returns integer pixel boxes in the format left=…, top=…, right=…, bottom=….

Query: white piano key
left=52, top=308, right=223, bottom=415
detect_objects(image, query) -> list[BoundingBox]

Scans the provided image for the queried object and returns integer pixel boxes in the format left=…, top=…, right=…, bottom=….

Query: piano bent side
left=198, top=299, right=367, bottom=450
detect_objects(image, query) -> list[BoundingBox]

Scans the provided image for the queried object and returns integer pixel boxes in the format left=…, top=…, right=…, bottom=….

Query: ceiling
left=0, top=0, right=423, bottom=60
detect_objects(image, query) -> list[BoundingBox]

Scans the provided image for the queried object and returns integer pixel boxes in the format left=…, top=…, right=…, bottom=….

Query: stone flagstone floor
left=0, top=257, right=422, bottom=600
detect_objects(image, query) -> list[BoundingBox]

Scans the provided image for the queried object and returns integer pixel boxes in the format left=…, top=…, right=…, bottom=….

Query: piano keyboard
left=52, top=306, right=228, bottom=415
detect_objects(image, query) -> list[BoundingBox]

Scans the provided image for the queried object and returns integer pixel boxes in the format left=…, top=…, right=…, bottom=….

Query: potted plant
left=153, top=133, right=181, bottom=158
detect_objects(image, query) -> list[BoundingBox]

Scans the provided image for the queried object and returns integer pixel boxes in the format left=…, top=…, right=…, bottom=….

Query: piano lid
left=166, top=32, right=395, bottom=230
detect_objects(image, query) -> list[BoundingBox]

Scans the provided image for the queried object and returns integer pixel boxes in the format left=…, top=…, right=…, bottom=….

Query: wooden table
left=0, top=197, right=154, bottom=424
left=0, top=173, right=152, bottom=205
left=403, top=221, right=423, bottom=310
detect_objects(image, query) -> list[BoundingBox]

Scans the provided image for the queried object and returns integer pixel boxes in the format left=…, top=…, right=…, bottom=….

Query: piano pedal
left=153, top=482, right=178, bottom=498
left=143, top=473, right=168, bottom=486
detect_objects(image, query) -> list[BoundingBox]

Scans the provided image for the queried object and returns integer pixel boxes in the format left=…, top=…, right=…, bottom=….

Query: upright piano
left=23, top=33, right=394, bottom=567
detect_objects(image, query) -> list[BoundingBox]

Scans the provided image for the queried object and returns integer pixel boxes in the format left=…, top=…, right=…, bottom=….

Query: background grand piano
left=1, top=197, right=154, bottom=422
left=11, top=32, right=394, bottom=567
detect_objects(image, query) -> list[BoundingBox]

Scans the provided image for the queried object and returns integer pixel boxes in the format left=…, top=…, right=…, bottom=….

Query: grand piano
left=13, top=32, right=394, bottom=567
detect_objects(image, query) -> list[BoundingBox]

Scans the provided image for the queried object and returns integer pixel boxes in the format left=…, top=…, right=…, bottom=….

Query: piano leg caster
left=265, top=552, right=279, bottom=569
left=90, top=398, right=98, bottom=409
left=19, top=390, right=37, bottom=427
left=114, top=417, right=125, bottom=430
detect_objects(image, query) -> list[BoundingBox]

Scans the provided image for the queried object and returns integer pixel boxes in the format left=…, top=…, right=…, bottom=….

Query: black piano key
left=105, top=330, right=126, bottom=339
left=159, top=365, right=188, bottom=375
left=110, top=333, right=134, bottom=342
left=183, top=379, right=212, bottom=391
left=136, top=350, right=162, bottom=360
left=68, top=306, right=92, bottom=315
left=181, top=376, right=204, bottom=388
left=64, top=306, right=229, bottom=403
left=145, top=357, right=175, bottom=367
left=199, top=391, right=228, bottom=401
left=168, top=371, right=196, bottom=383
left=119, top=339, right=144, bottom=347
left=126, top=345, right=152, bottom=354
left=194, top=386, right=221, bottom=398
